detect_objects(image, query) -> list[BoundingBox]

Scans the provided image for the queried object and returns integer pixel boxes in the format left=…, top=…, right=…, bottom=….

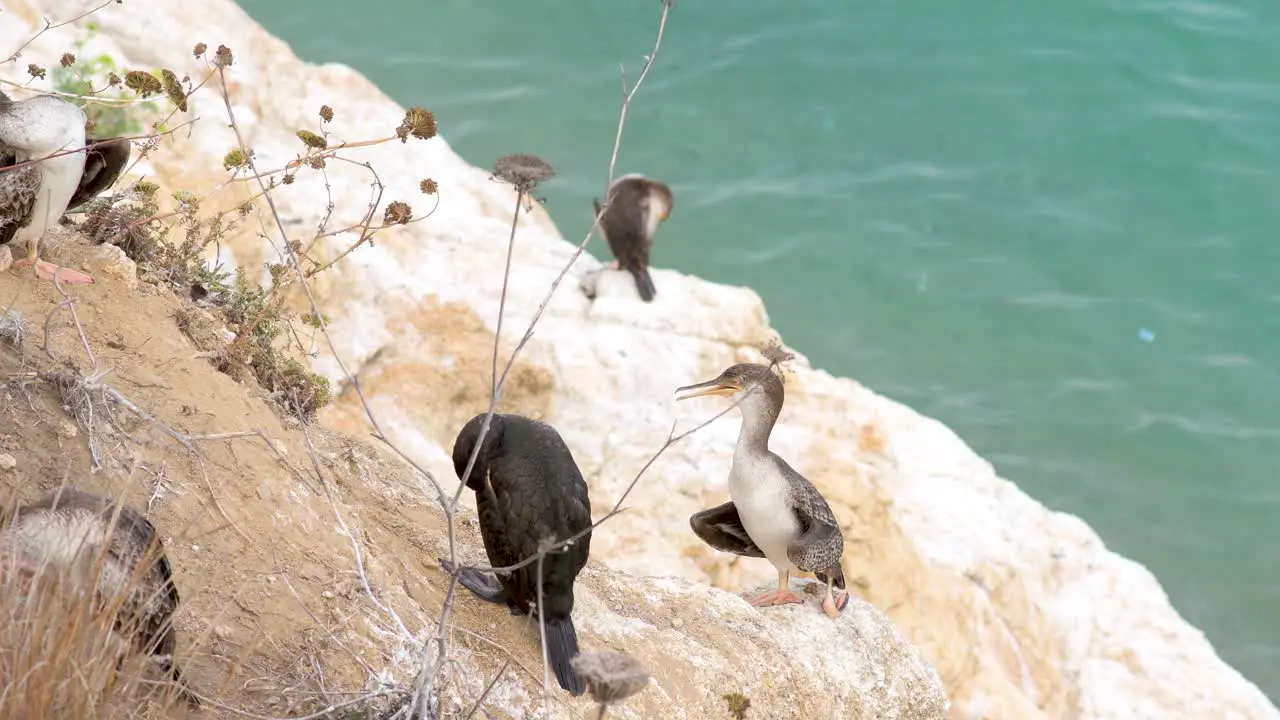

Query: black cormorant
left=440, top=413, right=594, bottom=695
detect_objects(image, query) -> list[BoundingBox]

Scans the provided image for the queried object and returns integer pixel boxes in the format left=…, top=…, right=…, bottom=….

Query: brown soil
left=0, top=232, right=570, bottom=719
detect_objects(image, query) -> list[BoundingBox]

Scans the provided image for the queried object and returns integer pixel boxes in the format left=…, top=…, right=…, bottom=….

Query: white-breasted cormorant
left=0, top=90, right=130, bottom=284
left=440, top=413, right=593, bottom=696
left=676, top=363, right=851, bottom=618
left=592, top=173, right=673, bottom=302
left=0, top=485, right=199, bottom=707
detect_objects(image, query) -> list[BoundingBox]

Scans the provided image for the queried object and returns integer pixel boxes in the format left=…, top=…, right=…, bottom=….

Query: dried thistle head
left=106, top=72, right=121, bottom=87
left=761, top=341, right=794, bottom=368
left=419, top=178, right=437, bottom=195
left=295, top=130, right=327, bottom=150
left=132, top=180, right=159, bottom=200
left=26, top=64, right=45, bottom=80
left=213, top=45, right=234, bottom=68
left=124, top=70, right=162, bottom=98
left=59, top=53, right=75, bottom=68
left=172, top=190, right=200, bottom=214
left=395, top=106, right=437, bottom=142
left=383, top=201, right=412, bottom=226
left=160, top=69, right=188, bottom=112
left=492, top=153, right=555, bottom=191
left=570, top=650, right=651, bottom=706
left=222, top=147, right=250, bottom=171
left=193, top=42, right=207, bottom=58
left=319, top=105, right=334, bottom=123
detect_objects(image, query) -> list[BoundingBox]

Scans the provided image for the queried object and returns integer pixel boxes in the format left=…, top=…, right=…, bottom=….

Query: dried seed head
left=306, top=155, right=326, bottom=169
left=395, top=106, right=436, bottom=142
left=296, top=130, right=327, bottom=150
left=193, top=42, right=207, bottom=58
left=59, top=53, right=75, bottom=68
left=222, top=147, right=248, bottom=171
left=107, top=72, right=121, bottom=87
left=172, top=190, right=200, bottom=214
left=125, top=70, right=162, bottom=98
left=419, top=178, right=438, bottom=195
left=319, top=105, right=334, bottom=123
left=214, top=45, right=234, bottom=68
left=570, top=650, right=651, bottom=706
left=492, top=153, right=555, bottom=190
left=26, top=64, right=45, bottom=80
left=160, top=69, right=188, bottom=112
left=761, top=341, right=794, bottom=368
left=282, top=173, right=295, bottom=185
left=383, top=201, right=412, bottom=225
left=133, top=180, right=159, bottom=200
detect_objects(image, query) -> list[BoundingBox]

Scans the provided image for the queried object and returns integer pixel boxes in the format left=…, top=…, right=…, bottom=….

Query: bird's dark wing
left=598, top=187, right=651, bottom=276
left=68, top=137, right=130, bottom=212
left=773, top=455, right=846, bottom=581
left=563, top=470, right=593, bottom=575
left=690, top=501, right=766, bottom=558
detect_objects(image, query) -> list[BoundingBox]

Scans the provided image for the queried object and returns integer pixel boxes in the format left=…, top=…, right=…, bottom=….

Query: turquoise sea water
left=238, top=0, right=1280, bottom=701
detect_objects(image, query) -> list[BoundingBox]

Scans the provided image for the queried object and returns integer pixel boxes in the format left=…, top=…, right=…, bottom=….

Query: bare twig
left=535, top=548, right=551, bottom=718
left=462, top=660, right=509, bottom=720
left=0, top=118, right=197, bottom=173
left=1, top=0, right=117, bottom=65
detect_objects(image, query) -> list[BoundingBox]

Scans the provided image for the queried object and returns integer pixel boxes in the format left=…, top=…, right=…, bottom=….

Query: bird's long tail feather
left=544, top=616, right=585, bottom=696
left=631, top=267, right=657, bottom=302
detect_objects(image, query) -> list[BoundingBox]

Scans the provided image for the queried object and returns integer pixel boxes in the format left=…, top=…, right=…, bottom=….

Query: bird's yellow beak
left=674, top=377, right=739, bottom=401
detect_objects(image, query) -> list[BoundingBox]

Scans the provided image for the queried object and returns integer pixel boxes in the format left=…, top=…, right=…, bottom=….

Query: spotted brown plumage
left=0, top=485, right=199, bottom=707
left=591, top=173, right=674, bottom=302
left=440, top=413, right=593, bottom=696
left=678, top=363, right=850, bottom=618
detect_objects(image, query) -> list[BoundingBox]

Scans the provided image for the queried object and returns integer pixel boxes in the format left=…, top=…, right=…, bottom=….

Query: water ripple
left=1123, top=412, right=1280, bottom=440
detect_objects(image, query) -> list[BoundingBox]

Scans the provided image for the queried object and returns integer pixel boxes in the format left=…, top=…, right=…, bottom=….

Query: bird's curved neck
left=733, top=393, right=779, bottom=461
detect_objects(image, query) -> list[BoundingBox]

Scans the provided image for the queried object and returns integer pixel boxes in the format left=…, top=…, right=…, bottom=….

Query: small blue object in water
left=1138, top=327, right=1155, bottom=343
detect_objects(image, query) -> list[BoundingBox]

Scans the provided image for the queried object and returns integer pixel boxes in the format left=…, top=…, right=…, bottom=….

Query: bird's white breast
left=15, top=149, right=83, bottom=245
left=728, top=453, right=800, bottom=571
left=642, top=192, right=668, bottom=244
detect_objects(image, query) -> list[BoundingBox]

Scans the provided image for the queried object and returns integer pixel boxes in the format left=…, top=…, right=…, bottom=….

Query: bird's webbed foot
left=438, top=558, right=507, bottom=604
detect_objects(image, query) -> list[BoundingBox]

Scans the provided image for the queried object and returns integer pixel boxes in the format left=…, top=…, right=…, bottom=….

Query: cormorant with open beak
left=676, top=363, right=851, bottom=618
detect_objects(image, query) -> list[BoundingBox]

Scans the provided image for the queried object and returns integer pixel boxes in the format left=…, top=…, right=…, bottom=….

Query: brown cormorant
left=676, top=363, right=851, bottom=618
left=439, top=413, right=593, bottom=696
left=591, top=173, right=673, bottom=302
left=0, top=485, right=199, bottom=707
left=0, top=89, right=131, bottom=284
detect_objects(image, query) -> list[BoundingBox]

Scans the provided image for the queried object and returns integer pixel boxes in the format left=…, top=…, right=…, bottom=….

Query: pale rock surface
left=1, top=1, right=1277, bottom=718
